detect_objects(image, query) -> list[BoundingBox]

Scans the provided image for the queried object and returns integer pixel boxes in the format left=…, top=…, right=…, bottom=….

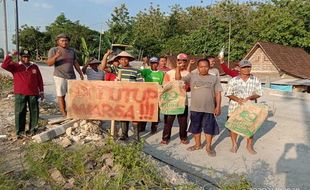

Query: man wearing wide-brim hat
left=99, top=49, right=120, bottom=81
left=114, top=50, right=144, bottom=141
left=46, top=33, right=84, bottom=117
left=82, top=58, right=105, bottom=80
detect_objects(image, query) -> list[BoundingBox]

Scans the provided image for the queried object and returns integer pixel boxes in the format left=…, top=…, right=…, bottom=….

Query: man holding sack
left=225, top=60, right=263, bottom=155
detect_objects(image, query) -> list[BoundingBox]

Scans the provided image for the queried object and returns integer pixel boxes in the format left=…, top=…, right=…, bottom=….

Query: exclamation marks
left=139, top=102, right=155, bottom=120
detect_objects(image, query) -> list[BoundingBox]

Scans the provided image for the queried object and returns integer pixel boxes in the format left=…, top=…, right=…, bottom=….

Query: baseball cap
left=149, top=57, right=159, bottom=63
left=20, top=49, right=31, bottom=57
left=239, top=60, right=252, bottom=67
left=177, top=53, right=188, bottom=60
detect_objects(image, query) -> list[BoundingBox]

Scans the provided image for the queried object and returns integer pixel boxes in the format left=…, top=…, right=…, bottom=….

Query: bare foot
left=206, top=148, right=216, bottom=157
left=230, top=144, right=238, bottom=153
left=247, top=146, right=257, bottom=155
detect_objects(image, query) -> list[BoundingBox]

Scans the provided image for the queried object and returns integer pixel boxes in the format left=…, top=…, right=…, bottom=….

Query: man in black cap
left=46, top=33, right=84, bottom=117
left=1, top=49, right=44, bottom=138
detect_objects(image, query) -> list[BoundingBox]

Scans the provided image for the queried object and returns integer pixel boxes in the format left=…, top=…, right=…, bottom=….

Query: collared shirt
left=225, top=75, right=263, bottom=116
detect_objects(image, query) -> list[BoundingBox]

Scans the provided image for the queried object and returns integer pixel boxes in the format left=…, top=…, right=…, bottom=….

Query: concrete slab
left=32, top=119, right=79, bottom=143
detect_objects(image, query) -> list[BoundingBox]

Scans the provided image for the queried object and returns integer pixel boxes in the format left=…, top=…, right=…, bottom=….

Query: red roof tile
left=244, top=42, right=310, bottom=79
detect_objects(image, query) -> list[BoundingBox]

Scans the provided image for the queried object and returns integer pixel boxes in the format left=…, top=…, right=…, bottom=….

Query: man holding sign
left=176, top=59, right=222, bottom=157
left=114, top=51, right=144, bottom=141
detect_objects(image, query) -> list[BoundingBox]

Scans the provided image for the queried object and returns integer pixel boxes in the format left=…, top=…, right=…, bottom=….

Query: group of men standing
left=1, top=33, right=263, bottom=156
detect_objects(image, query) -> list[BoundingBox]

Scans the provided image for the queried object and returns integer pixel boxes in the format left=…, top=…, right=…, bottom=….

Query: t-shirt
left=192, top=68, right=220, bottom=79
left=85, top=68, right=104, bottom=80
left=118, top=66, right=143, bottom=82
left=182, top=72, right=223, bottom=113
left=48, top=47, right=77, bottom=79
left=209, top=68, right=220, bottom=79
left=140, top=69, right=164, bottom=85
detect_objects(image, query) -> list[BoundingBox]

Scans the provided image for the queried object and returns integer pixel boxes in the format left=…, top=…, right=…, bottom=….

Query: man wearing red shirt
left=1, top=50, right=44, bottom=138
left=219, top=56, right=239, bottom=78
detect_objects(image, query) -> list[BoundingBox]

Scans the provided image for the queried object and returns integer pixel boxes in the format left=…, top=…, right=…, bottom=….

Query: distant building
left=244, top=42, right=310, bottom=93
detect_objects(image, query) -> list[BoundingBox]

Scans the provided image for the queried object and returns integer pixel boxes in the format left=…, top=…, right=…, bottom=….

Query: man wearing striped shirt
left=226, top=60, right=263, bottom=154
left=114, top=51, right=143, bottom=141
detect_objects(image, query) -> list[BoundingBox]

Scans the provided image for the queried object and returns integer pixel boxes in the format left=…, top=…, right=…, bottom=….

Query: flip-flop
left=187, top=145, right=202, bottom=151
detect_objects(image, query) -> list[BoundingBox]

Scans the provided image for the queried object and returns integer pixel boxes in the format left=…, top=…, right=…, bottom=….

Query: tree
left=18, top=25, right=47, bottom=59
left=107, top=4, right=133, bottom=45
left=131, top=4, right=167, bottom=56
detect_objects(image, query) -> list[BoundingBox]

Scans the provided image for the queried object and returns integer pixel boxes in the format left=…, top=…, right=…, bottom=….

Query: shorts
left=189, top=111, right=219, bottom=135
left=53, top=76, right=68, bottom=97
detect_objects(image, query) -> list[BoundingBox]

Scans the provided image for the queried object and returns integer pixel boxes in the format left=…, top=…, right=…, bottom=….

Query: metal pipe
left=14, top=0, right=19, bottom=61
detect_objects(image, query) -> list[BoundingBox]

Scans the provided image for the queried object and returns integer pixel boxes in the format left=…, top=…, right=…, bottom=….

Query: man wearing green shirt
left=139, top=57, right=164, bottom=134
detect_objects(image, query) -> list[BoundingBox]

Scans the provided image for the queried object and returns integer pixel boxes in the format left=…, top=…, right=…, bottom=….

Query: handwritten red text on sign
left=67, top=81, right=159, bottom=121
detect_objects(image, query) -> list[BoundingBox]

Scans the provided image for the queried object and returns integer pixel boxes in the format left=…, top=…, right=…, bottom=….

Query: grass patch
left=219, top=175, right=252, bottom=190
left=24, top=139, right=197, bottom=189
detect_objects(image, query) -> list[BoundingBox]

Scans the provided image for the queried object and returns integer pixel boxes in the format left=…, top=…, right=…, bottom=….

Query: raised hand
left=189, top=59, right=196, bottom=65
left=55, top=48, right=61, bottom=59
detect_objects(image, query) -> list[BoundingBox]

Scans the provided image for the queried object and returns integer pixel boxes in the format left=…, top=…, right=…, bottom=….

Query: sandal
left=187, top=145, right=202, bottom=151
left=160, top=140, right=169, bottom=145
left=180, top=140, right=190, bottom=144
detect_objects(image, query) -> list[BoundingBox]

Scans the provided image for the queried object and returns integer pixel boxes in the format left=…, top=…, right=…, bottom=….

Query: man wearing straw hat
left=114, top=51, right=144, bottom=141
left=82, top=58, right=104, bottom=80
left=99, top=49, right=120, bottom=81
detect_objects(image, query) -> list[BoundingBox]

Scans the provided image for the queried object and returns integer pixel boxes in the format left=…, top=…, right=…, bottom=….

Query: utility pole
left=2, top=0, right=8, bottom=55
left=98, top=30, right=102, bottom=60
left=14, top=0, right=19, bottom=61
left=228, top=17, right=232, bottom=68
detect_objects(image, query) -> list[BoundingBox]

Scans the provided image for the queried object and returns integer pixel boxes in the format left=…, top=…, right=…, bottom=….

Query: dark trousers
left=162, top=106, right=188, bottom=141
left=15, top=94, right=39, bottom=135
left=120, top=121, right=139, bottom=140
left=138, top=121, right=158, bottom=132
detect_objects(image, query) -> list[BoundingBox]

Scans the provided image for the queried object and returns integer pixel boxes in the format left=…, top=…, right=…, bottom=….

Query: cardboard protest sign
left=67, top=80, right=159, bottom=121
left=225, top=102, right=268, bottom=138
left=159, top=81, right=186, bottom=115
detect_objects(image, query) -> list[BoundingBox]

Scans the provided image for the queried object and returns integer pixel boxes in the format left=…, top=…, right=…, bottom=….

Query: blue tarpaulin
left=270, top=84, right=293, bottom=92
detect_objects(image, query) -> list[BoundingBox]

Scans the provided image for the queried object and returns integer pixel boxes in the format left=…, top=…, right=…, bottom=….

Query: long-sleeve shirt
left=220, top=63, right=239, bottom=77
left=1, top=55, right=44, bottom=96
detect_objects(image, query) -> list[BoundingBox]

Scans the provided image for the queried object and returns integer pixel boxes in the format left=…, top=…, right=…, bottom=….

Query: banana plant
left=80, top=37, right=96, bottom=65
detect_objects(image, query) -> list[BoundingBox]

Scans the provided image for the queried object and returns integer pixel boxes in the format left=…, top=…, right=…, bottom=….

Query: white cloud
left=34, top=3, right=53, bottom=9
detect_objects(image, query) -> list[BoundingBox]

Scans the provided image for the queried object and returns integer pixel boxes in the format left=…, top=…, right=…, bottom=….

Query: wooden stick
left=111, top=120, right=115, bottom=137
